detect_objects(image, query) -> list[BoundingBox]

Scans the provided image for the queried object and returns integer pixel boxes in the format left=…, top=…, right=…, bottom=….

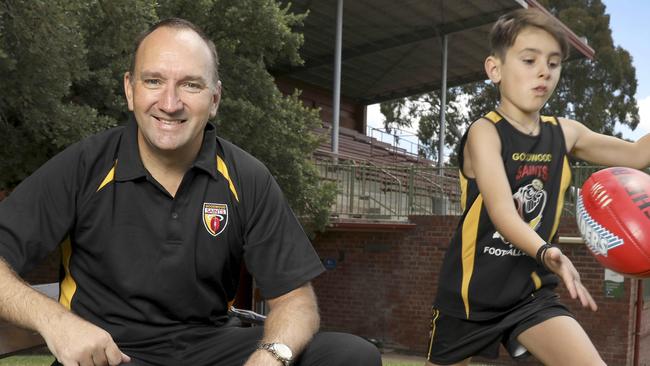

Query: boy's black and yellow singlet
left=434, top=110, right=572, bottom=320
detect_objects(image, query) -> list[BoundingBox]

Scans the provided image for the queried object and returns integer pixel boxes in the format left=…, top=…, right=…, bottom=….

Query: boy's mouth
left=533, top=86, right=548, bottom=94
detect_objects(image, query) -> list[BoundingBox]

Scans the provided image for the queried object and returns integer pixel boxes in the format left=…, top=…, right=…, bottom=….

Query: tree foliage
left=381, top=0, right=639, bottom=163
left=0, top=0, right=334, bottom=231
left=379, top=89, right=466, bottom=165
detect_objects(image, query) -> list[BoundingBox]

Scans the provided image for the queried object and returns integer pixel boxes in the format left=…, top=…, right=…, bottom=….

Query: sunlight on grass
left=383, top=361, right=422, bottom=366
left=0, top=356, right=55, bottom=366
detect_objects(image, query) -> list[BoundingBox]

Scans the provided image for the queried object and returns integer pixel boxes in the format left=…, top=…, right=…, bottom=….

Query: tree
left=0, top=0, right=116, bottom=187
left=379, top=89, right=466, bottom=165
left=381, top=0, right=639, bottom=162
left=0, top=0, right=335, bottom=232
left=542, top=0, right=639, bottom=136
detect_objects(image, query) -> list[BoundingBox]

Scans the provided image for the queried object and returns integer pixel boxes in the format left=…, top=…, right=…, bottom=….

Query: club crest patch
left=203, top=203, right=228, bottom=237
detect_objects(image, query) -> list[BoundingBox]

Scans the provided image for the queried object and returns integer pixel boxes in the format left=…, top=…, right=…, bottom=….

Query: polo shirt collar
left=115, top=116, right=147, bottom=181
left=192, top=123, right=219, bottom=180
left=115, top=116, right=219, bottom=182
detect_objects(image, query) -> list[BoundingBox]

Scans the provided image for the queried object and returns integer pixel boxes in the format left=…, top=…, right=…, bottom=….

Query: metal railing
left=316, top=162, right=462, bottom=221
left=366, top=127, right=421, bottom=156
left=316, top=162, right=609, bottom=221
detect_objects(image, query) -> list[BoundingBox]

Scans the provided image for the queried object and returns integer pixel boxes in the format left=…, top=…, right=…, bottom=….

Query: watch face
left=272, top=343, right=293, bottom=359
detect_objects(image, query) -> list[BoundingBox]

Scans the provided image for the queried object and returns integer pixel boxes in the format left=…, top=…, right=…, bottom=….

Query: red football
left=576, top=167, right=650, bottom=277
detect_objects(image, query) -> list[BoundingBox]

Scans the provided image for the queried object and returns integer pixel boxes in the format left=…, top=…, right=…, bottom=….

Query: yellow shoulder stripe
left=531, top=271, right=542, bottom=290
left=461, top=194, right=483, bottom=318
left=459, top=172, right=468, bottom=212
left=97, top=160, right=117, bottom=192
left=484, top=111, right=502, bottom=123
left=217, top=156, right=240, bottom=202
left=541, top=116, right=557, bottom=125
left=59, top=238, right=76, bottom=310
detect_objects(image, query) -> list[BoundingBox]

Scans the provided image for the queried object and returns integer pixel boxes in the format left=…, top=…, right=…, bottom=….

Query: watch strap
left=258, top=343, right=291, bottom=366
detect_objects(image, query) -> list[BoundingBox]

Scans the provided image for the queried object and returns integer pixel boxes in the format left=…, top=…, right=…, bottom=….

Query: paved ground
left=381, top=350, right=426, bottom=364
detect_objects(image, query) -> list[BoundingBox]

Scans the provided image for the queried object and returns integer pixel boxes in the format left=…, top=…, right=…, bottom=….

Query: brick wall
left=312, top=216, right=642, bottom=365
left=640, top=304, right=650, bottom=366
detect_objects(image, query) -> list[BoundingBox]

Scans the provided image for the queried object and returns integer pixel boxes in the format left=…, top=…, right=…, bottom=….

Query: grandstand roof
left=274, top=0, right=594, bottom=105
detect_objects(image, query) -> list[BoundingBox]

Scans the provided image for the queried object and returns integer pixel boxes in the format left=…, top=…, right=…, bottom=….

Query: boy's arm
left=561, top=117, right=650, bottom=168
left=0, top=258, right=130, bottom=365
left=467, top=120, right=597, bottom=311
left=467, top=120, right=550, bottom=256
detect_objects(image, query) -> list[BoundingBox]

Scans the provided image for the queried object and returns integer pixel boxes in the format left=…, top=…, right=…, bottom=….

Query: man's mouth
left=153, top=116, right=186, bottom=125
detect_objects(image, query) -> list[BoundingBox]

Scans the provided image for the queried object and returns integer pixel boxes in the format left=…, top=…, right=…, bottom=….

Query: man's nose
left=159, top=85, right=183, bottom=113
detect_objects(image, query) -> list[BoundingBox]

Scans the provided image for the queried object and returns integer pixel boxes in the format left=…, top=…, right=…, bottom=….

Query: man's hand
left=243, top=349, right=283, bottom=366
left=40, top=311, right=130, bottom=366
left=544, top=247, right=598, bottom=311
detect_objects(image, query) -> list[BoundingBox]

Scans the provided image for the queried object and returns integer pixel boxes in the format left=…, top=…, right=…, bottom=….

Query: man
left=0, top=18, right=381, bottom=366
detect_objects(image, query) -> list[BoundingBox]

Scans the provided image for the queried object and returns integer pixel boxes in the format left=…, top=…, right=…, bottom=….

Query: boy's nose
left=538, top=64, right=551, bottom=79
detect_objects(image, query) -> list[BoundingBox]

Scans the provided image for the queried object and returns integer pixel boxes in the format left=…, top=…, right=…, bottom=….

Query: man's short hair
left=489, top=8, right=570, bottom=61
left=129, top=18, right=220, bottom=85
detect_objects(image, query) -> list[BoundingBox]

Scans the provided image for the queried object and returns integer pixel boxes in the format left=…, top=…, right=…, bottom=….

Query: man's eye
left=523, top=59, right=534, bottom=64
left=183, top=82, right=202, bottom=90
left=143, top=79, right=161, bottom=86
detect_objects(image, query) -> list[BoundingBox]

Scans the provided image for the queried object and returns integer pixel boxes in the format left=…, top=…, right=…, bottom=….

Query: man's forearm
left=261, top=283, right=320, bottom=355
left=0, top=258, right=68, bottom=333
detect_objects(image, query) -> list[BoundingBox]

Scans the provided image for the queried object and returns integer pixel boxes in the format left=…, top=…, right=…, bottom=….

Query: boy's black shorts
left=427, top=288, right=573, bottom=365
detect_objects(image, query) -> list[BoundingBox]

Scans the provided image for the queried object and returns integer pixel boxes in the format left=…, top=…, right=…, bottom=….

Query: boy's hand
left=544, top=247, right=598, bottom=311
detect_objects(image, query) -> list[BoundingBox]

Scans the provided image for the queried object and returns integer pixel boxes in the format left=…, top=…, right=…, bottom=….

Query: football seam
left=601, top=193, right=650, bottom=275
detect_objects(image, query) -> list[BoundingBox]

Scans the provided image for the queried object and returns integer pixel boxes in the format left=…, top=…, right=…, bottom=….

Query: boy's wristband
left=536, top=243, right=555, bottom=270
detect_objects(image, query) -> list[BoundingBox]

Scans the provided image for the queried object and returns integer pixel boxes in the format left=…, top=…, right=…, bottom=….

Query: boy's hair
left=489, top=8, right=569, bottom=61
left=129, top=18, right=220, bottom=85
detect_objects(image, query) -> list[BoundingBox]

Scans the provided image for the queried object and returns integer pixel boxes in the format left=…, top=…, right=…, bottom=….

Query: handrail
left=367, top=161, right=403, bottom=216
left=313, top=162, right=613, bottom=220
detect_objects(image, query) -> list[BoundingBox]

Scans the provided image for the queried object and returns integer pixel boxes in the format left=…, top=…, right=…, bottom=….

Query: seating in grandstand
left=312, top=125, right=462, bottom=221
left=313, top=125, right=428, bottom=166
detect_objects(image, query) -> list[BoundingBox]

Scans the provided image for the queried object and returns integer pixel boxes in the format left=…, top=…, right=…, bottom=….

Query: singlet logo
left=203, top=203, right=228, bottom=237
left=513, top=178, right=547, bottom=230
left=511, top=152, right=552, bottom=162
left=490, top=179, right=547, bottom=254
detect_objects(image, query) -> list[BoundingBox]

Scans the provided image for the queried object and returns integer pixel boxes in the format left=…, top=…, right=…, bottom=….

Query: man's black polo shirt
left=0, top=118, right=324, bottom=359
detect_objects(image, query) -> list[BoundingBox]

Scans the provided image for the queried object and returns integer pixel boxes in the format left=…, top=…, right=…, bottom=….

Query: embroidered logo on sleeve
left=203, top=203, right=228, bottom=237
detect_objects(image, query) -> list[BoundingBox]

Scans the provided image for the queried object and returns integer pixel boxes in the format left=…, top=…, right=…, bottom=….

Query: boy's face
left=485, top=26, right=563, bottom=114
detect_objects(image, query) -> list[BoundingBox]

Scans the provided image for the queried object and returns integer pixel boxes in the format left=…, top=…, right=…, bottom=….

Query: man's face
left=488, top=26, right=562, bottom=114
left=124, top=27, right=220, bottom=157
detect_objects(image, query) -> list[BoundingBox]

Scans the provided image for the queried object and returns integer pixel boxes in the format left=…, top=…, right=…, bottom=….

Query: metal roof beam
left=273, top=8, right=515, bottom=76
left=356, top=71, right=487, bottom=105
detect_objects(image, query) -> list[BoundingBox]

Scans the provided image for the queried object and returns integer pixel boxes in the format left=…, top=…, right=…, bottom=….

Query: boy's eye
left=523, top=59, right=535, bottom=64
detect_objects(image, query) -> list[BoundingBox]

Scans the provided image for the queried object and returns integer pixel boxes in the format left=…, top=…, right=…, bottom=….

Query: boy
left=427, top=8, right=650, bottom=366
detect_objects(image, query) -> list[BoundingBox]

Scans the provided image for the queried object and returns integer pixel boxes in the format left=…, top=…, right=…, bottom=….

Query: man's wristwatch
left=258, top=342, right=293, bottom=366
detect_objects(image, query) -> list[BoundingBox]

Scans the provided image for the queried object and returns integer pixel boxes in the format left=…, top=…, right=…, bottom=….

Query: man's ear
left=485, top=56, right=501, bottom=84
left=210, top=80, right=222, bottom=118
left=124, top=72, right=135, bottom=111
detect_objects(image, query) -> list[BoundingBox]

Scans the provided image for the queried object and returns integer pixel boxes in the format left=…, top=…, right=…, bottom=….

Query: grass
left=0, top=356, right=55, bottom=366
